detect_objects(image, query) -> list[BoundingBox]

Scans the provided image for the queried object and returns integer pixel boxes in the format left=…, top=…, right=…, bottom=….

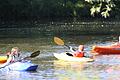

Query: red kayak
left=91, top=43, right=120, bottom=55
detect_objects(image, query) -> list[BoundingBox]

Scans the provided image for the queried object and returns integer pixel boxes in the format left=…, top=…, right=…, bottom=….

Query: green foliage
left=85, top=0, right=115, bottom=18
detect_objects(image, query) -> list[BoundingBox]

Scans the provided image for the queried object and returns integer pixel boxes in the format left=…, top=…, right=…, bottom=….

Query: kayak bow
left=0, top=56, right=7, bottom=63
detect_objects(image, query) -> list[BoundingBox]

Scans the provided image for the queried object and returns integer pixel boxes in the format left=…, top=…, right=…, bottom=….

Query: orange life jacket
left=73, top=51, right=84, bottom=58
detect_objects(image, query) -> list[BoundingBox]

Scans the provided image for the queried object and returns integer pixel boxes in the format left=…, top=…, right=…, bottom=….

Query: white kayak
left=0, top=61, right=38, bottom=71
left=53, top=52, right=94, bottom=62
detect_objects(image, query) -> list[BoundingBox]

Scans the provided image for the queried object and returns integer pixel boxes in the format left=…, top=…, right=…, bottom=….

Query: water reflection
left=0, top=71, right=40, bottom=80
left=54, top=60, right=85, bottom=71
left=53, top=60, right=100, bottom=80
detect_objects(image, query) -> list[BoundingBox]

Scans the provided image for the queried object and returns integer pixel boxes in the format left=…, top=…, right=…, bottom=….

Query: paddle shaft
left=18, top=50, right=40, bottom=61
left=65, top=44, right=76, bottom=52
left=65, top=44, right=70, bottom=49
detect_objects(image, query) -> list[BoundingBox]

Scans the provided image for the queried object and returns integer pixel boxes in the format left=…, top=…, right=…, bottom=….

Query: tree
left=85, top=0, right=115, bottom=18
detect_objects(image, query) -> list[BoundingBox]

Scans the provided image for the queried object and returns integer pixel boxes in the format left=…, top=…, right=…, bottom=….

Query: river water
left=0, top=35, right=120, bottom=80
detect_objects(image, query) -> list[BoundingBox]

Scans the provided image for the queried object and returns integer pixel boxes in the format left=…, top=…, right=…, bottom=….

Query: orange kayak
left=0, top=56, right=7, bottom=63
left=91, top=44, right=120, bottom=55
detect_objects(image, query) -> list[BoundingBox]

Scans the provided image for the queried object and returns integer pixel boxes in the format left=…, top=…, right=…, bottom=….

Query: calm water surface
left=0, top=35, right=120, bottom=80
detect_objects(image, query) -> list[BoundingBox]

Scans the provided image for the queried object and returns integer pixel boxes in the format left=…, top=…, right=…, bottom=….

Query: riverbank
left=0, top=20, right=120, bottom=37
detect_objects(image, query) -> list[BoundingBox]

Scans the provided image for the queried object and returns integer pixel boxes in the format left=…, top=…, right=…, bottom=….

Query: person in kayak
left=68, top=45, right=85, bottom=58
left=0, top=47, right=20, bottom=68
left=6, top=47, right=20, bottom=62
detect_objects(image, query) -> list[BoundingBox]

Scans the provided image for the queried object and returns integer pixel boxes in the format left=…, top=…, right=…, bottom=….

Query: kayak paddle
left=54, top=37, right=76, bottom=51
left=23, top=50, right=40, bottom=59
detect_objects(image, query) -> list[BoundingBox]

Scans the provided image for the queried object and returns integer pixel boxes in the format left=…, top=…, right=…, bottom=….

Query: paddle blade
left=54, top=37, right=64, bottom=46
left=30, top=51, right=40, bottom=58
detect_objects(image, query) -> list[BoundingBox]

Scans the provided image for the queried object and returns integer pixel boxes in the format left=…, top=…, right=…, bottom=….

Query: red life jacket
left=73, top=45, right=84, bottom=58
left=73, top=51, right=84, bottom=58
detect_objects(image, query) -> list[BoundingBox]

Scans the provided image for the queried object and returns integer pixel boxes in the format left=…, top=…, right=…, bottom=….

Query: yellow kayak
left=0, top=56, right=7, bottom=63
left=53, top=52, right=94, bottom=62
